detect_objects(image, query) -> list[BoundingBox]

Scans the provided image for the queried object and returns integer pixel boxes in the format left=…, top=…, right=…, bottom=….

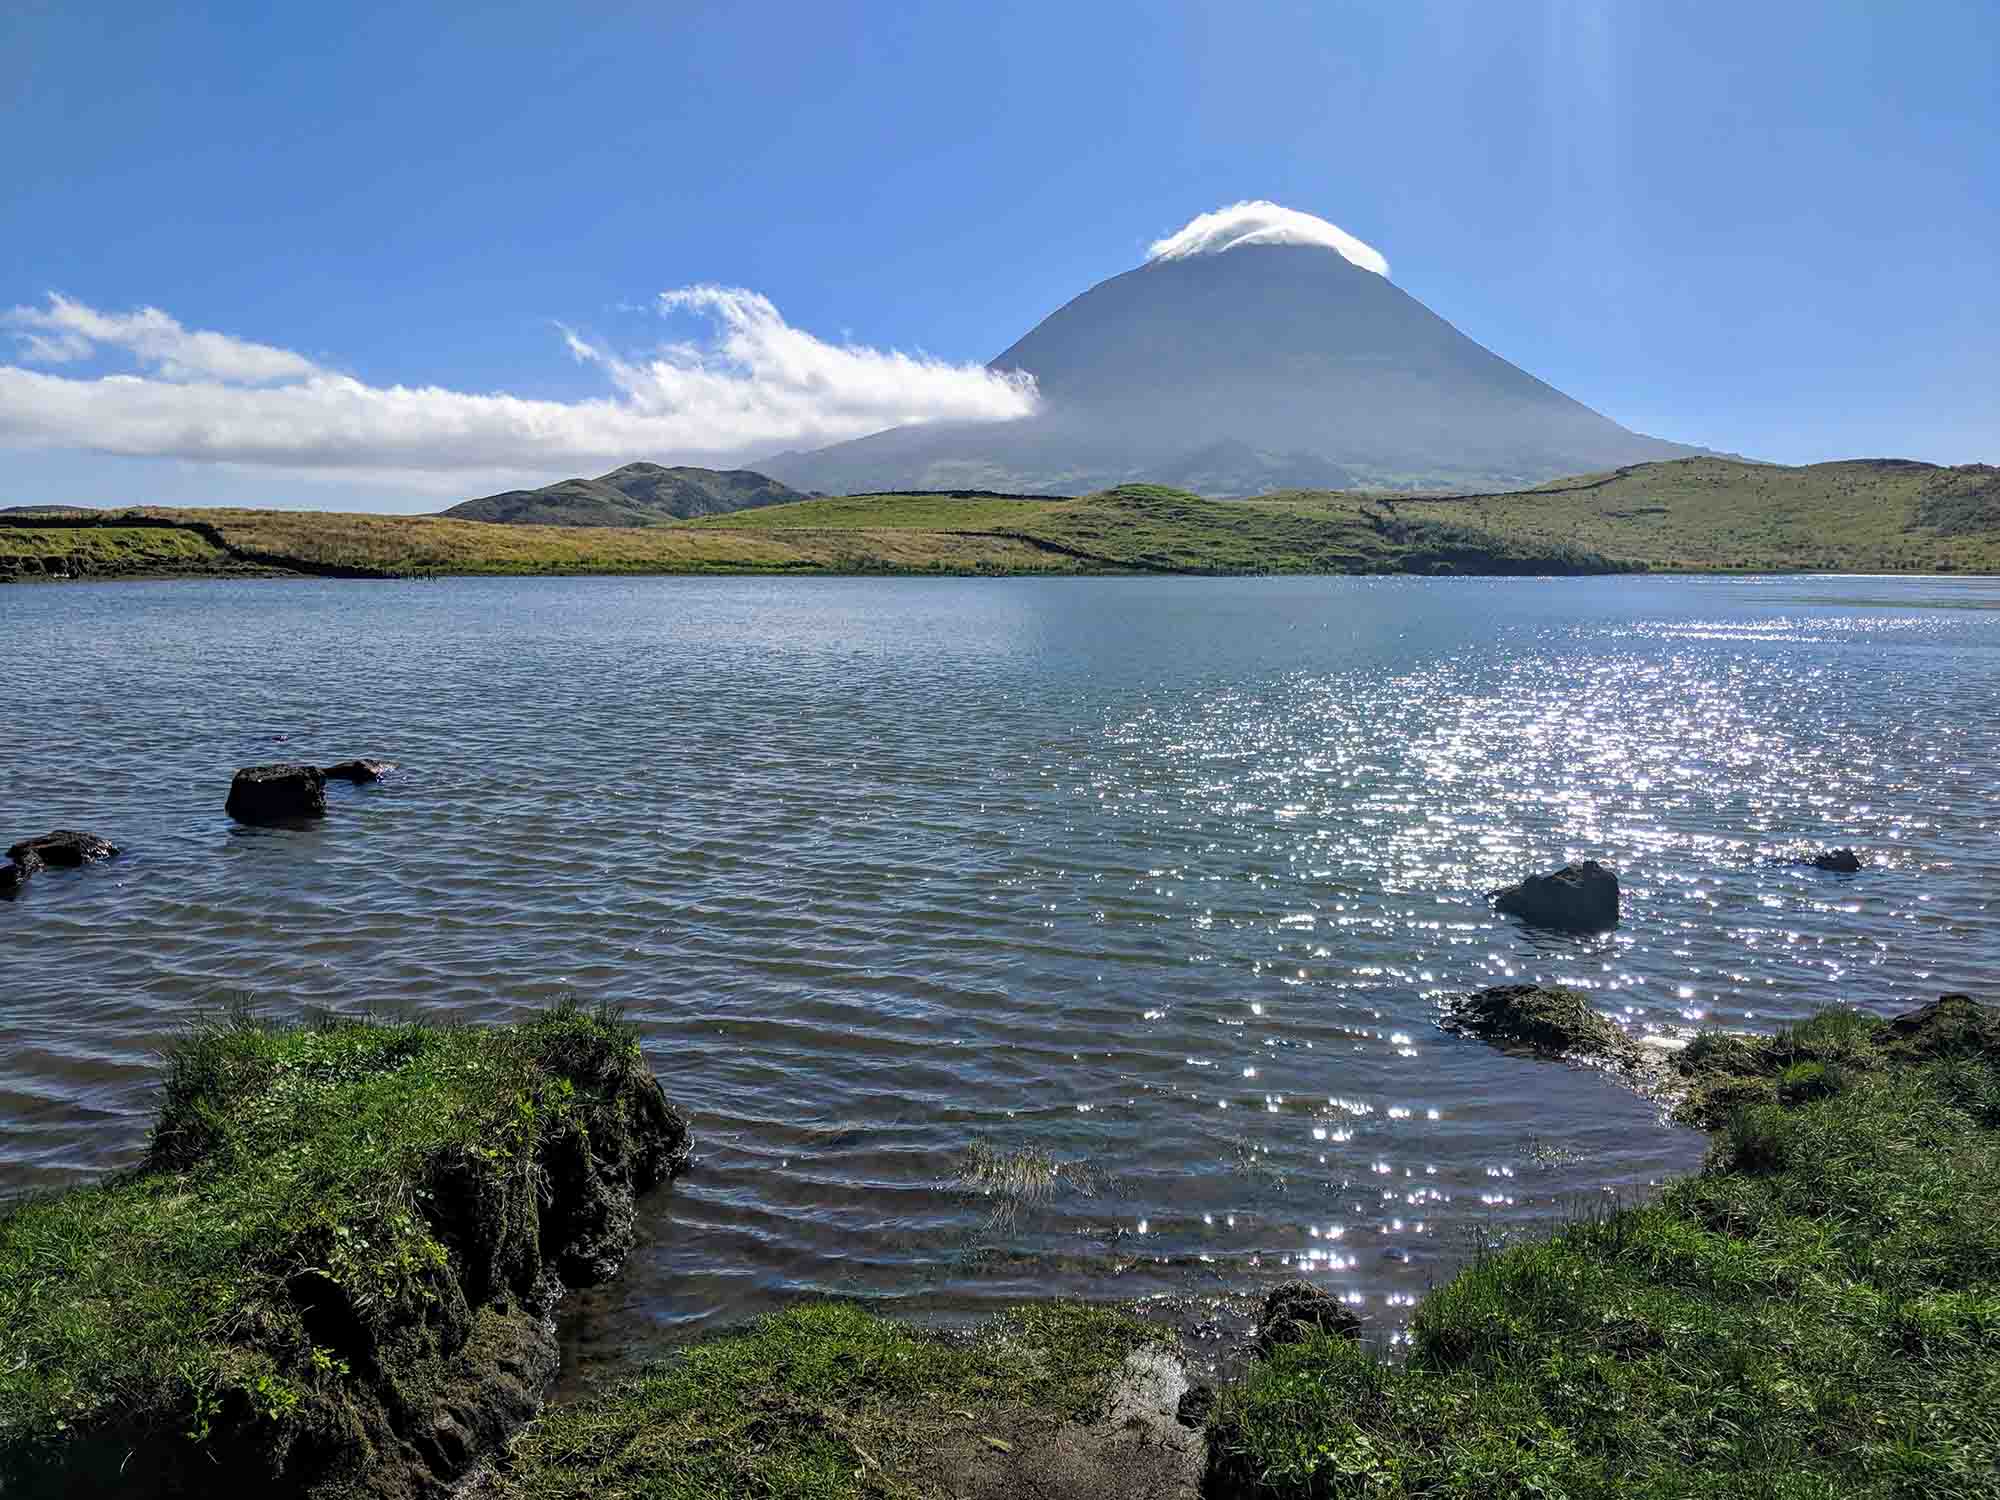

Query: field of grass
left=170, top=507, right=1082, bottom=577
left=691, top=483, right=1622, bottom=574
left=0, top=523, right=238, bottom=580
left=1262, top=456, right=2000, bottom=574
left=0, top=1005, right=687, bottom=1497
left=6, top=458, right=1996, bottom=581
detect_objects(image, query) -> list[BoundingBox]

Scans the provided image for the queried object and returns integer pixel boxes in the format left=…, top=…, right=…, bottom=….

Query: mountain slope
left=763, top=239, right=1705, bottom=497
left=445, top=463, right=804, bottom=525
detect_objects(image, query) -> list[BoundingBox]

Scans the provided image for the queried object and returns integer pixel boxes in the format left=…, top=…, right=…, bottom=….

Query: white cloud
left=1147, top=200, right=1390, bottom=277
left=0, top=290, right=1037, bottom=493
left=6, top=293, right=321, bottom=383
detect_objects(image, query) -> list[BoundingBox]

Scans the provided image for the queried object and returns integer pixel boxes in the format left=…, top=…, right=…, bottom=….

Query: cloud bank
left=1148, top=200, right=1389, bottom=277
left=0, top=291, right=1037, bottom=493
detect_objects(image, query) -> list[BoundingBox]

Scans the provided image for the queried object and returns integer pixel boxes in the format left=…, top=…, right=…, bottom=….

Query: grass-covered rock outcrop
left=470, top=1300, right=1192, bottom=1500
left=1205, top=995, right=2000, bottom=1498
left=0, top=1005, right=689, bottom=1499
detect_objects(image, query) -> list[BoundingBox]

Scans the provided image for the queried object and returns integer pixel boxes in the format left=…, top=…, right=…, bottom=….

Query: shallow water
left=3, top=573, right=1996, bottom=1374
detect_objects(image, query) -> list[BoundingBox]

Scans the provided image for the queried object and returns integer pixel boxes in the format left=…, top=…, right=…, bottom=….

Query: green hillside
left=5, top=458, right=1996, bottom=582
left=1254, top=456, right=2000, bottom=573
left=444, top=463, right=806, bottom=526
left=694, top=483, right=1619, bottom=573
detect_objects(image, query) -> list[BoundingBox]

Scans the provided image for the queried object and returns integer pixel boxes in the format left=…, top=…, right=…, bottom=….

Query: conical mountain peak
left=760, top=207, right=1703, bottom=497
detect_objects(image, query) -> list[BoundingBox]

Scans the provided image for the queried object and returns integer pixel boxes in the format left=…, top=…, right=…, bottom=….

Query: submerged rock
left=1489, top=859, right=1619, bottom=931
left=226, top=763, right=327, bottom=824
left=322, top=758, right=394, bottom=784
left=1255, top=1280, right=1363, bottom=1354
left=1440, top=983, right=1642, bottom=1068
left=1808, top=848, right=1865, bottom=873
left=6, top=830, right=119, bottom=867
left=0, top=847, right=44, bottom=898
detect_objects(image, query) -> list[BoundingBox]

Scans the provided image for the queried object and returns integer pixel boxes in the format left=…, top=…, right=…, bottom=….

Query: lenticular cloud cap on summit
left=1146, top=200, right=1390, bottom=278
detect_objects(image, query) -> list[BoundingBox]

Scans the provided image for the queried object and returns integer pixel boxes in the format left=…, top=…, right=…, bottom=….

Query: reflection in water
left=1, top=573, right=1995, bottom=1381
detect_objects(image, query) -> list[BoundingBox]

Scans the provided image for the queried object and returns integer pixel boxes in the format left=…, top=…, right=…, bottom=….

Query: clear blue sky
left=1, top=0, right=1993, bottom=510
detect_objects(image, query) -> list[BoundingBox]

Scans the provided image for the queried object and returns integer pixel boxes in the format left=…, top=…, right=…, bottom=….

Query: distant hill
left=443, top=463, right=805, bottom=526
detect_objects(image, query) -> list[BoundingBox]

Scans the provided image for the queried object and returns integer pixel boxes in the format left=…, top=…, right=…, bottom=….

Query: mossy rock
left=1439, top=984, right=1640, bottom=1065
left=1877, top=993, right=2000, bottom=1064
left=0, top=1005, right=689, bottom=1499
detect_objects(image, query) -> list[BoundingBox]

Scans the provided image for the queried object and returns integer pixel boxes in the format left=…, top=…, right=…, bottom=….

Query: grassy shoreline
left=4, top=458, right=1996, bottom=582
left=2, top=995, right=1993, bottom=1496
left=471, top=993, right=1999, bottom=1500
left=0, top=1006, right=689, bottom=1499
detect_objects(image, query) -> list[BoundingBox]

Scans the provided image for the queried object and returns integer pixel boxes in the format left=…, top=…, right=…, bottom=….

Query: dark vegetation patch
left=1205, top=994, right=2000, bottom=1499
left=1912, top=468, right=2000, bottom=537
left=0, top=1005, right=688, bottom=1498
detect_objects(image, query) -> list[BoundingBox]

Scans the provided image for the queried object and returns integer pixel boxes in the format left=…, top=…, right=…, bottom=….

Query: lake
left=4, top=573, right=1996, bottom=1374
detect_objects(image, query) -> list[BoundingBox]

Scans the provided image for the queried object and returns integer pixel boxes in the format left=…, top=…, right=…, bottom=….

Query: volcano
left=761, top=202, right=1703, bottom=496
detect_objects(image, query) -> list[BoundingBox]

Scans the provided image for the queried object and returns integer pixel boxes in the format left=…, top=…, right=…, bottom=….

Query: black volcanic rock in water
left=763, top=207, right=1703, bottom=497
left=226, top=763, right=328, bottom=824
left=0, top=848, right=43, bottom=898
left=7, top=830, right=118, bottom=867
left=1490, top=860, right=1621, bottom=931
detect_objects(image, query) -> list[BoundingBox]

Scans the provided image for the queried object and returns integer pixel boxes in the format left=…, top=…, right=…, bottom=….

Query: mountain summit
left=761, top=202, right=1703, bottom=496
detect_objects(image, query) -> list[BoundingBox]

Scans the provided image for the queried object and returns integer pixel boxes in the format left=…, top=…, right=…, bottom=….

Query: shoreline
left=5, top=991, right=1993, bottom=1497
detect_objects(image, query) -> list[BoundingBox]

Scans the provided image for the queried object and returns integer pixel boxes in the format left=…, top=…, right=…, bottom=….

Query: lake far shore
left=8, top=457, right=1998, bottom=582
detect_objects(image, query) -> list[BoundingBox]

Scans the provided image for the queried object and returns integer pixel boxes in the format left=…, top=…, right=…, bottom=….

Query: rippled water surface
left=4, top=574, right=1997, bottom=1369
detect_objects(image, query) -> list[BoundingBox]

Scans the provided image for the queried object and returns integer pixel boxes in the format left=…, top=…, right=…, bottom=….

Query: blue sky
left=2, top=0, right=1994, bottom=510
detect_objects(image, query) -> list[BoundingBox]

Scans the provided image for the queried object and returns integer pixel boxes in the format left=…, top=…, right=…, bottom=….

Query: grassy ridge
left=6, top=458, right=1996, bottom=579
left=155, top=508, right=1086, bottom=577
left=1291, top=456, right=2000, bottom=573
left=690, top=483, right=1624, bottom=574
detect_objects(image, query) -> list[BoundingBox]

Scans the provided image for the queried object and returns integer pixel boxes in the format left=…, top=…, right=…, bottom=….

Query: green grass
left=0, top=524, right=236, bottom=579
left=699, top=483, right=1625, bottom=575
left=13, top=997, right=1991, bottom=1497
left=0, top=1004, right=681, bottom=1491
left=14, top=457, right=1997, bottom=579
left=1320, top=457, right=2000, bottom=573
left=1205, top=998, right=2000, bottom=1498
left=489, top=1300, right=1173, bottom=1500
